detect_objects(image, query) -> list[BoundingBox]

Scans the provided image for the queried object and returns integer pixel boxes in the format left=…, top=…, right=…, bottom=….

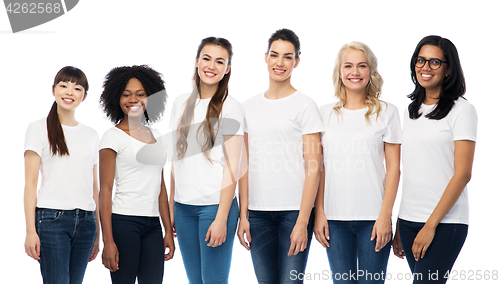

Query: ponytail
left=47, top=101, right=69, bottom=156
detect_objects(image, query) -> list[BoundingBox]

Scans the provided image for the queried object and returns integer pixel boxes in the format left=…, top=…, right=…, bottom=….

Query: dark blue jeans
left=36, top=208, right=96, bottom=284
left=248, top=210, right=314, bottom=284
left=174, top=198, right=239, bottom=284
left=398, top=218, right=468, bottom=284
left=110, top=214, right=164, bottom=284
left=326, top=220, right=391, bottom=284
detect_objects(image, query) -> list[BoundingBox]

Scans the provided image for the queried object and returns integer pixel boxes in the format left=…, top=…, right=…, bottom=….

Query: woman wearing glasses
left=392, top=35, right=477, bottom=283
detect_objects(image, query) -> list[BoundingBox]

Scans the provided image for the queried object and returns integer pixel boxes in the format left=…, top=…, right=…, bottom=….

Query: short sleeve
left=91, top=130, right=100, bottom=165
left=169, top=96, right=179, bottom=130
left=221, top=98, right=244, bottom=136
left=383, top=104, right=402, bottom=144
left=24, top=121, right=44, bottom=156
left=453, top=103, right=478, bottom=141
left=99, top=128, right=123, bottom=153
left=300, top=99, right=325, bottom=135
left=242, top=100, right=249, bottom=134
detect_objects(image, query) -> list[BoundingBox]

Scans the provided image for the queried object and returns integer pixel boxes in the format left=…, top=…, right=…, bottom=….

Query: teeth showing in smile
left=128, top=106, right=142, bottom=111
left=205, top=71, right=216, bottom=77
left=62, top=98, right=73, bottom=102
left=274, top=69, right=285, bottom=74
left=349, top=79, right=361, bottom=82
left=422, top=74, right=433, bottom=78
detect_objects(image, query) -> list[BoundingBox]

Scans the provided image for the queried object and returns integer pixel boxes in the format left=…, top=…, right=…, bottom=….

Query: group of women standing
left=23, top=28, right=477, bottom=284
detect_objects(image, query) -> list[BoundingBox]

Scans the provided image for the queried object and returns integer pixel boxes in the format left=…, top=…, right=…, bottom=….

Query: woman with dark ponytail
left=24, top=66, right=100, bottom=284
left=169, top=37, right=244, bottom=283
left=238, top=28, right=323, bottom=283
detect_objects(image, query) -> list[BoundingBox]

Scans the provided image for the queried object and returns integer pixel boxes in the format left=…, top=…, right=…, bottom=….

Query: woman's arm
left=313, top=146, right=330, bottom=249
left=392, top=219, right=405, bottom=259
left=288, top=132, right=321, bottom=256
left=412, top=140, right=475, bottom=261
left=89, top=164, right=100, bottom=262
left=169, top=165, right=176, bottom=237
left=206, top=134, right=244, bottom=247
left=237, top=133, right=251, bottom=250
left=24, top=150, right=41, bottom=261
left=99, top=148, right=119, bottom=272
left=371, top=142, right=401, bottom=252
left=159, top=170, right=175, bottom=261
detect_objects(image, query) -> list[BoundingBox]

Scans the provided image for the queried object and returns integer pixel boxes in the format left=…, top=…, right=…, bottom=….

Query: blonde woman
left=314, top=42, right=401, bottom=283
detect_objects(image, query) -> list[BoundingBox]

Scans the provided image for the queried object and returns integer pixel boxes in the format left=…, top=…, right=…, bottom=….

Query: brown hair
left=175, top=37, right=233, bottom=161
left=47, top=66, right=88, bottom=156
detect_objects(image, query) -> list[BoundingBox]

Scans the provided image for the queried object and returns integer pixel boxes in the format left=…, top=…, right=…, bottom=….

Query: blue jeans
left=36, top=208, right=96, bottom=284
left=326, top=220, right=391, bottom=284
left=248, top=210, right=314, bottom=284
left=398, top=218, right=468, bottom=284
left=110, top=214, right=165, bottom=284
left=174, top=198, right=239, bottom=284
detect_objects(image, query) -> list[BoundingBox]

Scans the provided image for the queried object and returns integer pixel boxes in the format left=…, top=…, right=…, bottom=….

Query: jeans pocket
left=38, top=209, right=62, bottom=223
left=86, top=211, right=96, bottom=223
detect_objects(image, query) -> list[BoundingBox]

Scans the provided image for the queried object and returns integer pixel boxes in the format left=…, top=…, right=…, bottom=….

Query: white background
left=1, top=0, right=498, bottom=283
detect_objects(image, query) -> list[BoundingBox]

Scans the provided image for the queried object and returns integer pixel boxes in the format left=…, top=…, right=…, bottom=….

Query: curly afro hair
left=100, top=65, right=167, bottom=124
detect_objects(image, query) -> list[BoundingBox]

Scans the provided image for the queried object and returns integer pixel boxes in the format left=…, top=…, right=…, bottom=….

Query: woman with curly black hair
left=98, top=65, right=174, bottom=284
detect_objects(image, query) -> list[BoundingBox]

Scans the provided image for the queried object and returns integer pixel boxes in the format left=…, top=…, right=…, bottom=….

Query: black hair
left=267, top=28, right=301, bottom=58
left=48, top=66, right=89, bottom=156
left=100, top=65, right=167, bottom=125
left=408, top=35, right=466, bottom=120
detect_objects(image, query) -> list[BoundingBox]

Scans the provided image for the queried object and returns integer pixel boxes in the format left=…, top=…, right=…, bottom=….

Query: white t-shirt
left=320, top=102, right=402, bottom=220
left=244, top=91, right=324, bottom=211
left=24, top=118, right=99, bottom=211
left=399, top=98, right=477, bottom=224
left=170, top=93, right=244, bottom=205
left=99, top=127, right=167, bottom=217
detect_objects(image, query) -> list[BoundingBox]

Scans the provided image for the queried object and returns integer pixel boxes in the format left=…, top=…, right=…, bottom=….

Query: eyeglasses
left=414, top=56, right=447, bottom=70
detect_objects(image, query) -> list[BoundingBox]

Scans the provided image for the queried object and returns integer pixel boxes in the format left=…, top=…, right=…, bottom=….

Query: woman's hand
left=237, top=217, right=251, bottom=250
left=24, top=231, right=41, bottom=260
left=371, top=216, right=392, bottom=252
left=170, top=207, right=176, bottom=238
left=412, top=224, right=436, bottom=261
left=392, top=221, right=405, bottom=259
left=313, top=212, right=329, bottom=249
left=102, top=242, right=119, bottom=272
left=89, top=236, right=100, bottom=262
left=288, top=222, right=308, bottom=256
left=163, top=233, right=175, bottom=261
left=205, top=218, right=227, bottom=247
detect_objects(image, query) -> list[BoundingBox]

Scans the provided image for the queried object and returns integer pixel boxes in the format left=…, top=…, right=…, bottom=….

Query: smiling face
left=52, top=80, right=86, bottom=111
left=340, top=49, right=370, bottom=95
left=195, top=44, right=231, bottom=87
left=415, top=44, right=450, bottom=96
left=120, top=78, right=147, bottom=118
left=265, top=39, right=300, bottom=83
